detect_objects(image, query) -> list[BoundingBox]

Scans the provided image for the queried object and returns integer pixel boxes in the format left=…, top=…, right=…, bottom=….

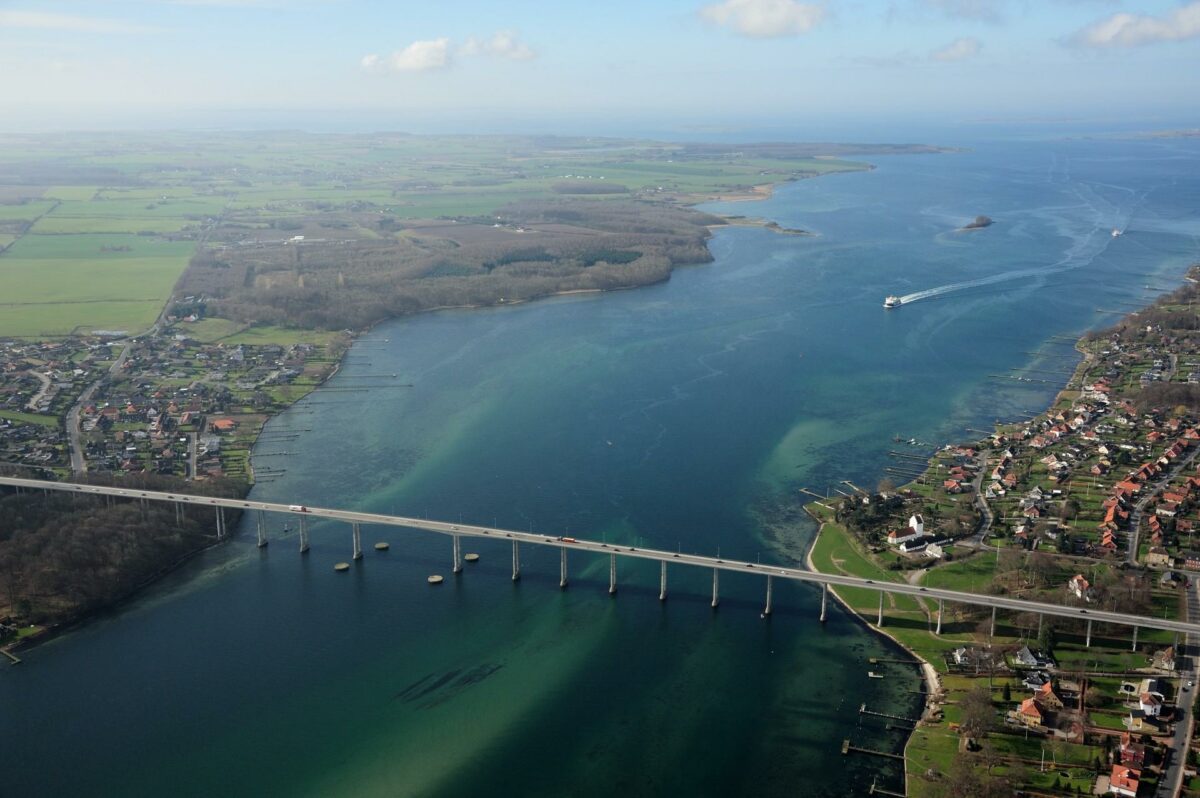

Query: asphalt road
left=4, top=475, right=1200, bottom=637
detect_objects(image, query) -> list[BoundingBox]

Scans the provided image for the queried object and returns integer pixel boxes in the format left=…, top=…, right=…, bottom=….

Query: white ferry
left=1111, top=228, right=1123, bottom=237
left=883, top=296, right=901, bottom=309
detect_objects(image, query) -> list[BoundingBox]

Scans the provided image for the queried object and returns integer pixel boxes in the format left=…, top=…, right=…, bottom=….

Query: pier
left=859, top=704, right=920, bottom=724
left=841, top=739, right=904, bottom=761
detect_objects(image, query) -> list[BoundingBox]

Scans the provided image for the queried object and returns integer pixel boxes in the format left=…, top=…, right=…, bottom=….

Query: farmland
left=0, top=131, right=940, bottom=338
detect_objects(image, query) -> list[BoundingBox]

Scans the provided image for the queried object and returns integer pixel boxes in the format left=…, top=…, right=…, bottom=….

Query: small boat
left=1112, top=228, right=1123, bottom=237
left=868, top=671, right=884, bottom=679
left=334, top=562, right=351, bottom=572
left=464, top=553, right=480, bottom=562
left=883, top=295, right=901, bottom=309
left=427, top=574, right=444, bottom=585
left=374, top=541, right=389, bottom=551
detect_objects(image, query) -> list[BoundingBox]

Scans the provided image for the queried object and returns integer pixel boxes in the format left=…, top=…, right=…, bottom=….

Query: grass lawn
left=172, top=318, right=248, bottom=343
left=0, top=409, right=59, bottom=426
left=921, top=552, right=998, bottom=593
left=222, top=325, right=347, bottom=347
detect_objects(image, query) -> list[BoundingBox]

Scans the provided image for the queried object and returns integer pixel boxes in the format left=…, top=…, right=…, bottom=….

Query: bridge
left=2, top=475, right=1195, bottom=647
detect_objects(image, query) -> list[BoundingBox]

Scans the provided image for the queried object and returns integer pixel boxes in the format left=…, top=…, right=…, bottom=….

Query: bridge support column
left=560, top=548, right=568, bottom=589
left=877, top=591, right=884, bottom=627
left=256, top=510, right=268, bottom=548
left=659, top=562, right=668, bottom=601
left=452, top=534, right=462, bottom=573
left=351, top=523, right=362, bottom=560
left=1132, top=626, right=1138, bottom=652
left=1085, top=619, right=1092, bottom=648
left=174, top=501, right=183, bottom=526
left=990, top=606, right=997, bottom=639
left=711, top=568, right=719, bottom=609
left=765, top=576, right=774, bottom=617
left=215, top=507, right=225, bottom=539
left=936, top=599, right=944, bottom=635
left=820, top=582, right=828, bottom=622
left=609, top=554, right=617, bottom=596
left=511, top=541, right=520, bottom=582
left=299, top=516, right=309, bottom=554
left=1037, top=613, right=1043, bottom=639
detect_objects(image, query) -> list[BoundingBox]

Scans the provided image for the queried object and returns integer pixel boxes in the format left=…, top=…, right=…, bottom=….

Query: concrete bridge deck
left=3, top=475, right=1197, bottom=637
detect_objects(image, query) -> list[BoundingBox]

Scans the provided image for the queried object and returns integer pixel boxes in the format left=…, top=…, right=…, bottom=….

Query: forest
left=180, top=199, right=724, bottom=330
left=0, top=473, right=246, bottom=630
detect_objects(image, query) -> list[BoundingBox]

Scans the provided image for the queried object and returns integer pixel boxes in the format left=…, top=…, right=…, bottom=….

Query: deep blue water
left=1, top=135, right=1198, bottom=797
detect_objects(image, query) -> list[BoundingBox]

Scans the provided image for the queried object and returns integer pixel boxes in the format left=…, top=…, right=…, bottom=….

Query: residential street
left=1156, top=578, right=1197, bottom=798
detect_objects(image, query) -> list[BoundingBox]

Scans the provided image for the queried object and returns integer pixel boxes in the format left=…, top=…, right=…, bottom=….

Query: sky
left=0, top=0, right=1198, bottom=134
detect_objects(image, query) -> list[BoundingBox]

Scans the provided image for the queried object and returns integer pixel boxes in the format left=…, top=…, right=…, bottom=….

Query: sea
left=2, top=134, right=1198, bottom=797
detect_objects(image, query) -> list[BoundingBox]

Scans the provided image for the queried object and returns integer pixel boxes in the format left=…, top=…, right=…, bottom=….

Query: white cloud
left=361, top=38, right=452, bottom=73
left=460, top=30, right=536, bottom=61
left=924, top=0, right=1004, bottom=23
left=0, top=10, right=158, bottom=34
left=699, top=0, right=826, bottom=38
left=930, top=36, right=982, bottom=61
left=1070, top=2, right=1200, bottom=48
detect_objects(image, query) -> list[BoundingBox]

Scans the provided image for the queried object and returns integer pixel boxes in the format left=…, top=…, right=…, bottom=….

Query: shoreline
left=802, top=513, right=938, bottom=795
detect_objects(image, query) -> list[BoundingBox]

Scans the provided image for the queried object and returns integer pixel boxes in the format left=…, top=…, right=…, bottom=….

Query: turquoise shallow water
left=2, top=137, right=1198, bottom=797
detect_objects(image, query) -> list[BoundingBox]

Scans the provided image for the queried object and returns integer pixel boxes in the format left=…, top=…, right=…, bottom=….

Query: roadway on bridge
left=3, top=475, right=1199, bottom=637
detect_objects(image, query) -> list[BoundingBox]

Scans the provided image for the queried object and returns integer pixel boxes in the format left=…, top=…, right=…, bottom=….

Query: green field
left=43, top=186, right=97, bottom=201
left=31, top=216, right=192, bottom=234
left=0, top=132, right=885, bottom=338
left=0, top=233, right=193, bottom=336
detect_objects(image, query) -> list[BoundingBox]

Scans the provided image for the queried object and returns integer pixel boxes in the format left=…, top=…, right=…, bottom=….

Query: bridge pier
left=877, top=591, right=884, bottom=627
left=819, top=582, right=827, bottom=622
left=1132, top=626, right=1138, bottom=652
left=215, top=507, right=225, bottom=539
left=452, top=534, right=462, bottom=573
left=298, top=515, right=309, bottom=554
left=256, top=510, right=268, bottom=548
left=659, top=561, right=667, bottom=602
left=560, top=548, right=568, bottom=589
left=990, top=606, right=997, bottom=638
left=1037, top=613, right=1043, bottom=639
left=351, top=522, right=362, bottom=560
left=936, top=598, right=943, bottom=635
left=511, top=541, right=520, bottom=582
left=1085, top=619, right=1092, bottom=648
left=174, top=501, right=183, bottom=526
left=609, top=554, right=617, bottom=596
left=711, top=568, right=719, bottom=609
left=765, top=576, right=774, bottom=617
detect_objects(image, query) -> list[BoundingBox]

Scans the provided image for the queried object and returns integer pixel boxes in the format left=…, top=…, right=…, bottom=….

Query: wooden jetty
left=869, top=777, right=907, bottom=797
left=860, top=704, right=920, bottom=723
left=842, top=739, right=904, bottom=761
left=887, top=451, right=930, bottom=461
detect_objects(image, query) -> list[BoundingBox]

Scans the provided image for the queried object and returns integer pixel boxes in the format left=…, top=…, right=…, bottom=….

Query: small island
left=959, top=215, right=994, bottom=231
